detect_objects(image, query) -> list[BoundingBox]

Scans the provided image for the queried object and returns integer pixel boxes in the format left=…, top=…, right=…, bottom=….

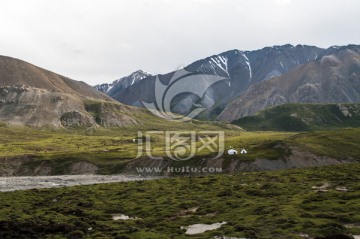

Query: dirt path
left=0, top=174, right=162, bottom=192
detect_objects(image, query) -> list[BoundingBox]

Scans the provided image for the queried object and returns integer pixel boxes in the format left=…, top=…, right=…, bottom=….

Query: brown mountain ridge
left=0, top=55, right=152, bottom=128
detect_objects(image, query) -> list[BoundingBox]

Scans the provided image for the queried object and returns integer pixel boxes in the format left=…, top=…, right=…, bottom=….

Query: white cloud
left=0, top=0, right=359, bottom=85
left=276, top=0, right=292, bottom=5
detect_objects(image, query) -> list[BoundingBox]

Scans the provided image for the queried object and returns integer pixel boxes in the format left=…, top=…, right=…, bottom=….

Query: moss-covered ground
left=0, top=163, right=359, bottom=238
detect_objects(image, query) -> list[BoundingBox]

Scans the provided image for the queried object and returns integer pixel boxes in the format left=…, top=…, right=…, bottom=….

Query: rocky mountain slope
left=218, top=45, right=360, bottom=121
left=232, top=103, right=360, bottom=131
left=0, top=56, right=159, bottom=128
left=97, top=45, right=324, bottom=119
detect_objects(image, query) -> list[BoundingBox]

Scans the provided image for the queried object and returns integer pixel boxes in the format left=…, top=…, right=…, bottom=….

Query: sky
left=1, top=0, right=360, bottom=86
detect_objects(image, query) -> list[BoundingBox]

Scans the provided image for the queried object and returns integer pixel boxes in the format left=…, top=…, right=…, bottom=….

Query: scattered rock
left=112, top=214, right=140, bottom=220
left=336, top=186, right=349, bottom=192
left=312, top=183, right=330, bottom=192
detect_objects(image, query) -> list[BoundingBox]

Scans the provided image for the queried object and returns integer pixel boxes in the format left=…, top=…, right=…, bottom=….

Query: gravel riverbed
left=0, top=174, right=162, bottom=192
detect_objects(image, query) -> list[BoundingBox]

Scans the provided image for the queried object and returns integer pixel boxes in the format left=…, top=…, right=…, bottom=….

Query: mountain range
left=219, top=45, right=360, bottom=121
left=1, top=44, right=359, bottom=128
left=97, top=44, right=360, bottom=122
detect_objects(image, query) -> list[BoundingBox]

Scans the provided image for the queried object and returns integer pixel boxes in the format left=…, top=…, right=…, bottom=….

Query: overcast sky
left=1, top=0, right=359, bottom=85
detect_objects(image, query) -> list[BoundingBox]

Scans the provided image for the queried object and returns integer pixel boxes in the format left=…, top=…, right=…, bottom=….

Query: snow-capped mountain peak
left=94, top=70, right=151, bottom=94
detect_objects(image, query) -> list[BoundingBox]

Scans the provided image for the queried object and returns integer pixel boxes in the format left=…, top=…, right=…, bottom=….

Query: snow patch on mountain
left=243, top=53, right=252, bottom=80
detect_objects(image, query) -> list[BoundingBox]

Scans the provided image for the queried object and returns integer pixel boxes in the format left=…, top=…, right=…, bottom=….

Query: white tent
left=227, top=149, right=238, bottom=155
left=241, top=149, right=247, bottom=154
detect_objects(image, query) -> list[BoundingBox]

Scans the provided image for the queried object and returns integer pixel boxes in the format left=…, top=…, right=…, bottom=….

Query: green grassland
left=1, top=123, right=360, bottom=175
left=0, top=163, right=359, bottom=239
left=0, top=106, right=360, bottom=238
left=233, top=103, right=360, bottom=131
left=0, top=121, right=238, bottom=174
left=0, top=118, right=240, bottom=160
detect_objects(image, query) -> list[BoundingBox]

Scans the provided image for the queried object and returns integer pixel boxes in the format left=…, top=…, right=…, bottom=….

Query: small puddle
left=181, top=221, right=227, bottom=235
left=112, top=214, right=139, bottom=220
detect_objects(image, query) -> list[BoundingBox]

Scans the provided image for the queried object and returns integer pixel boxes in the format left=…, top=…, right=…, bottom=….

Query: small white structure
left=227, top=149, right=238, bottom=155
left=241, top=149, right=247, bottom=154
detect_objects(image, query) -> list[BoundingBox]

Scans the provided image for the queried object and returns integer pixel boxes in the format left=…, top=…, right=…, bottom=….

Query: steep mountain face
left=0, top=56, right=153, bottom=128
left=232, top=103, right=360, bottom=131
left=94, top=70, right=151, bottom=95
left=101, top=45, right=324, bottom=119
left=218, top=45, right=360, bottom=121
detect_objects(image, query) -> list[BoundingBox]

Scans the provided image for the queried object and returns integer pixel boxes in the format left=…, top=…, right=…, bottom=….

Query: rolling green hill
left=232, top=103, right=360, bottom=131
left=1, top=124, right=359, bottom=176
